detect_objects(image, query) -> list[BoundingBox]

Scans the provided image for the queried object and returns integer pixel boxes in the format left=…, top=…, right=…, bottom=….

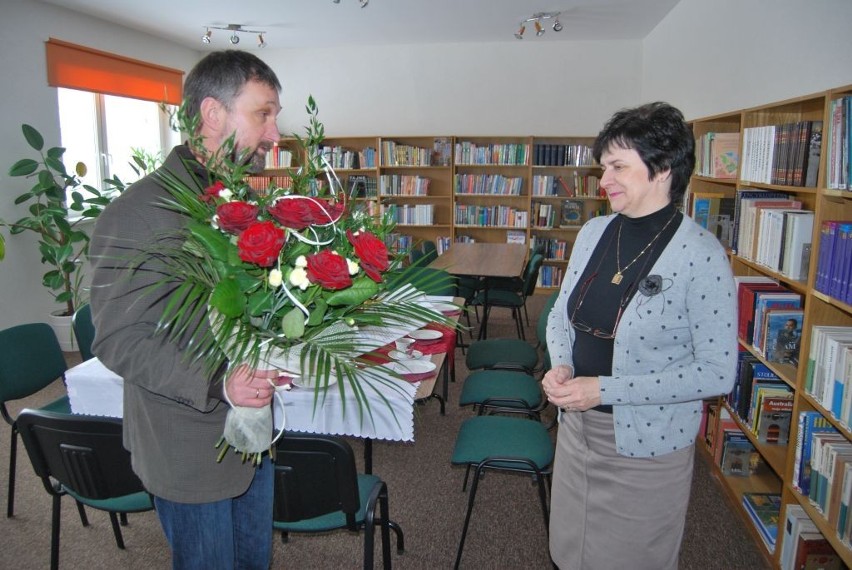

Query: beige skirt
left=549, top=409, right=694, bottom=570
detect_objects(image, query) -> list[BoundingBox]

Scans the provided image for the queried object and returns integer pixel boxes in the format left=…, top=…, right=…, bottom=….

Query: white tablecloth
left=65, top=357, right=418, bottom=441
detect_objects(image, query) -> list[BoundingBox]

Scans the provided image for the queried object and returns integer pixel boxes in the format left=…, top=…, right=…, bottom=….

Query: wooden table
left=428, top=243, right=527, bottom=339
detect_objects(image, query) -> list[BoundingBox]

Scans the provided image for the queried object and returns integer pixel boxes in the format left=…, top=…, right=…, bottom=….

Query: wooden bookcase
left=693, top=84, right=852, bottom=568
left=259, top=134, right=605, bottom=289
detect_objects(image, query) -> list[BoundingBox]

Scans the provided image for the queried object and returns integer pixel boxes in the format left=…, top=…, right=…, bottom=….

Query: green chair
left=458, top=369, right=543, bottom=416
left=470, top=253, right=544, bottom=339
left=72, top=304, right=96, bottom=362
left=273, top=432, right=404, bottom=570
left=450, top=414, right=554, bottom=570
left=0, top=323, right=71, bottom=518
left=465, top=290, right=558, bottom=373
left=16, top=409, right=154, bottom=570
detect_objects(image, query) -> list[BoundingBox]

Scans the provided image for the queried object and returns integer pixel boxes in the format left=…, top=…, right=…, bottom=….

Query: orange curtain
left=45, top=38, right=184, bottom=105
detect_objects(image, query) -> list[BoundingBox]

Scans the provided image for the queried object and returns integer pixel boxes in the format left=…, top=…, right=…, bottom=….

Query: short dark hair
left=592, top=102, right=695, bottom=204
left=183, top=50, right=282, bottom=122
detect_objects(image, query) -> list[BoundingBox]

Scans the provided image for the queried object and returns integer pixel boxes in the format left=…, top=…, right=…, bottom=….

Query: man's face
left=221, top=79, right=282, bottom=173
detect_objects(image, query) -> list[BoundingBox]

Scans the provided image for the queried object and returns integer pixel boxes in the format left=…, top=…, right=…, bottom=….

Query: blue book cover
left=796, top=412, right=838, bottom=495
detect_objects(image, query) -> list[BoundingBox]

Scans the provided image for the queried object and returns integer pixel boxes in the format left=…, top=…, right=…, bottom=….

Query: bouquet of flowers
left=144, top=97, right=455, bottom=462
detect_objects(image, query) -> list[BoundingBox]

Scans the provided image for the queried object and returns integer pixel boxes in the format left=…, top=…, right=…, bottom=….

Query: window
left=57, top=87, right=179, bottom=197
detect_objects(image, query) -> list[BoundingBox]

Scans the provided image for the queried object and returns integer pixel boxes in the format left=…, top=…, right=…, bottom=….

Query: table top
left=428, top=242, right=527, bottom=279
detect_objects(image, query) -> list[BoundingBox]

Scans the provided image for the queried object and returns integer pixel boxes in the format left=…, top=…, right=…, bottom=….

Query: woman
left=543, top=102, right=737, bottom=569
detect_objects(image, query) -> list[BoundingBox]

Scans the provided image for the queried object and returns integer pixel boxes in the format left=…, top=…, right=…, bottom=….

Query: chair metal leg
left=108, top=512, right=126, bottom=549
left=50, top=494, right=61, bottom=570
left=454, top=463, right=484, bottom=570
left=120, top=512, right=129, bottom=525
left=387, top=520, right=405, bottom=554
left=75, top=500, right=89, bottom=526
left=7, top=429, right=16, bottom=518
left=378, top=491, right=392, bottom=570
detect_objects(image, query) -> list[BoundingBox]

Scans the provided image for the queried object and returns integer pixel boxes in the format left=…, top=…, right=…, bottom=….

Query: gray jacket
left=89, top=145, right=256, bottom=502
left=547, top=213, right=738, bottom=458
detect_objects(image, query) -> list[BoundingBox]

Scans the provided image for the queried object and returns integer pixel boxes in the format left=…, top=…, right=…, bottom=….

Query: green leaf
left=44, top=156, right=67, bottom=176
left=247, top=289, right=274, bottom=316
left=22, top=124, right=44, bottom=151
left=209, top=278, right=244, bottom=318
left=325, top=277, right=379, bottom=306
left=306, top=298, right=328, bottom=326
left=281, top=306, right=306, bottom=339
left=8, top=159, right=39, bottom=177
left=187, top=221, right=231, bottom=262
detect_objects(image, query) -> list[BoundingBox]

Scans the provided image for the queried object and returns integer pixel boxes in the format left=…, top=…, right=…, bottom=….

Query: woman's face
left=599, top=145, right=672, bottom=218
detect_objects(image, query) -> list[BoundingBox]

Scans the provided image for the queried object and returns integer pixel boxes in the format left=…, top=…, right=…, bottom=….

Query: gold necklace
left=611, top=212, right=677, bottom=285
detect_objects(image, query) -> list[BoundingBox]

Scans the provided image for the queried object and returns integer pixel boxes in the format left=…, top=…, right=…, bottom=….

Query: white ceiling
left=38, top=0, right=681, bottom=50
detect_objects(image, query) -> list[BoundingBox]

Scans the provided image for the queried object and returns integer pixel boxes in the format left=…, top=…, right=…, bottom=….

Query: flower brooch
left=638, top=274, right=663, bottom=297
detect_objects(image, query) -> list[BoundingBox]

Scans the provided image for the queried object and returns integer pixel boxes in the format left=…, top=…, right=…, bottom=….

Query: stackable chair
left=465, top=290, right=557, bottom=374
left=450, top=414, right=555, bottom=569
left=16, top=409, right=154, bottom=570
left=273, top=432, right=404, bottom=570
left=72, top=304, right=96, bottom=362
left=469, top=253, right=544, bottom=339
left=0, top=322, right=72, bottom=518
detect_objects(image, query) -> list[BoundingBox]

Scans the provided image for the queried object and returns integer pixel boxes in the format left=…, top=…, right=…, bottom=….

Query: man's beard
left=231, top=143, right=271, bottom=174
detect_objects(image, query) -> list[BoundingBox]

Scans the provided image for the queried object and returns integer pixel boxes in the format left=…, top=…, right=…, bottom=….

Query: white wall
left=0, top=0, right=199, bottom=330
left=642, top=0, right=852, bottom=120
left=267, top=40, right=641, bottom=137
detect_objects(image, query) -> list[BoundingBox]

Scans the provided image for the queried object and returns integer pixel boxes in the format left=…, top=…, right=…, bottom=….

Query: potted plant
left=0, top=124, right=121, bottom=348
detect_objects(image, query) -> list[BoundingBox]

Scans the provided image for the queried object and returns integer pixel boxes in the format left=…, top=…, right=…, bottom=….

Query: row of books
left=246, top=175, right=292, bottom=195
left=815, top=220, right=852, bottom=304
left=531, top=143, right=594, bottom=167
left=530, top=173, right=602, bottom=197
left=731, top=190, right=814, bottom=282
left=727, top=348, right=793, bottom=444
left=740, top=121, right=823, bottom=187
left=531, top=202, right=559, bottom=229
left=264, top=144, right=294, bottom=169
left=317, top=145, right=376, bottom=170
left=379, top=174, right=431, bottom=196
left=529, top=236, right=569, bottom=261
left=536, top=265, right=564, bottom=288
left=806, top=428, right=852, bottom=547
left=454, top=142, right=529, bottom=166
left=453, top=205, right=529, bottom=228
left=736, top=276, right=803, bottom=365
left=780, top=504, right=843, bottom=570
left=689, top=191, right=735, bottom=249
left=380, top=141, right=434, bottom=167
left=805, top=326, right=852, bottom=428
left=453, top=174, right=523, bottom=196
left=826, top=96, right=851, bottom=191
left=382, top=203, right=434, bottom=226
left=434, top=236, right=452, bottom=255
left=695, top=131, right=739, bottom=179
left=347, top=175, right=378, bottom=198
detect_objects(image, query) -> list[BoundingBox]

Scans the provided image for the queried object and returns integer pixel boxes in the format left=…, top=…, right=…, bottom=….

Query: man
left=89, top=51, right=282, bottom=569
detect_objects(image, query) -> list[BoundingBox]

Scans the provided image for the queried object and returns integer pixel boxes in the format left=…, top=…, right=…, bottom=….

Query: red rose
left=217, top=201, right=259, bottom=234
left=200, top=181, right=225, bottom=203
left=268, top=196, right=345, bottom=230
left=306, top=250, right=352, bottom=290
left=237, top=221, right=286, bottom=267
left=347, top=229, right=389, bottom=282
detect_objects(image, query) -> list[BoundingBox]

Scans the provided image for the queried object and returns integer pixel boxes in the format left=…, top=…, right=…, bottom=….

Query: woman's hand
left=543, top=365, right=601, bottom=411
left=225, top=364, right=278, bottom=407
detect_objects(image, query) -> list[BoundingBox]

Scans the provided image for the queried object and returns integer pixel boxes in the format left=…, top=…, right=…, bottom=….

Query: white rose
left=289, top=267, right=310, bottom=291
left=347, top=258, right=360, bottom=275
left=294, top=255, right=308, bottom=268
left=268, top=269, right=283, bottom=288
left=219, top=188, right=234, bottom=201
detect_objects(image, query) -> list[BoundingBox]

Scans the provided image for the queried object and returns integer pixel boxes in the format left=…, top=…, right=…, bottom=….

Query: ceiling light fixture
left=332, top=0, right=369, bottom=7
left=513, top=12, right=562, bottom=40
left=200, top=24, right=268, bottom=48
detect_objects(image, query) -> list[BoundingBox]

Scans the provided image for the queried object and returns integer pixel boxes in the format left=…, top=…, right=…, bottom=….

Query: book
left=792, top=411, right=839, bottom=496
left=762, top=308, right=804, bottom=365
left=712, top=132, right=740, bottom=179
left=742, top=492, right=782, bottom=552
left=720, top=433, right=759, bottom=476
left=794, top=532, right=843, bottom=570
left=780, top=504, right=819, bottom=570
left=560, top=199, right=584, bottom=227
left=755, top=393, right=793, bottom=444
left=780, top=210, right=815, bottom=281
left=752, top=291, right=802, bottom=353
left=804, top=121, right=824, bottom=187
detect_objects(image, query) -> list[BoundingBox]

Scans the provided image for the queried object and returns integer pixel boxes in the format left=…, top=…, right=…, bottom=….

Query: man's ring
left=255, top=388, right=260, bottom=398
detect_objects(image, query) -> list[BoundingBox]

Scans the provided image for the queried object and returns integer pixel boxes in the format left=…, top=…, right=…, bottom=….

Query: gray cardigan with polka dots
left=547, top=213, right=738, bottom=458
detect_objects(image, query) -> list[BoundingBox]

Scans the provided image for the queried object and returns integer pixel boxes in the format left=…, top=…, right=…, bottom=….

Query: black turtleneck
left=566, top=202, right=682, bottom=413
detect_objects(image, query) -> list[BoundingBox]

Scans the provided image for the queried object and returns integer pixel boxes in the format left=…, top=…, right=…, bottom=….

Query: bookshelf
left=693, top=84, right=852, bottom=568
left=259, top=134, right=604, bottom=289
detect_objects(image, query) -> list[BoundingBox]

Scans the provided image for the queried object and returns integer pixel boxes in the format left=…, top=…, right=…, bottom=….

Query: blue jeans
left=154, top=457, right=274, bottom=570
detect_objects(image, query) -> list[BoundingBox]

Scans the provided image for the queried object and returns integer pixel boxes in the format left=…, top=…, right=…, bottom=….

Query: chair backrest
left=72, top=304, right=96, bottom=362
left=16, top=409, right=146, bottom=500
left=522, top=254, right=545, bottom=297
left=421, top=240, right=438, bottom=264
left=273, top=433, right=361, bottom=528
left=0, top=323, right=67, bottom=406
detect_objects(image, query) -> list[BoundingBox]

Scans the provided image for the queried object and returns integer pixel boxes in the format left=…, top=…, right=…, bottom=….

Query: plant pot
left=48, top=311, right=77, bottom=352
